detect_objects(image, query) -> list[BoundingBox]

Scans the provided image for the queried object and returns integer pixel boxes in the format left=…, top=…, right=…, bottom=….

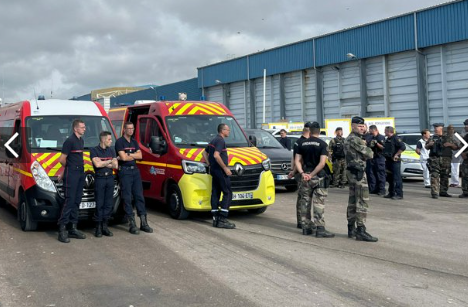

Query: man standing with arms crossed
left=115, top=122, right=153, bottom=234
left=57, top=119, right=87, bottom=243
left=91, top=131, right=118, bottom=237
left=295, top=122, right=334, bottom=238
left=344, top=117, right=378, bottom=242
left=202, top=123, right=235, bottom=229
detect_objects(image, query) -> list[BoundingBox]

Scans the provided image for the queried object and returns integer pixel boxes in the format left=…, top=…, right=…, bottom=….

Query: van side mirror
left=149, top=136, right=167, bottom=155
left=6, top=143, right=21, bottom=159
left=249, top=135, right=257, bottom=147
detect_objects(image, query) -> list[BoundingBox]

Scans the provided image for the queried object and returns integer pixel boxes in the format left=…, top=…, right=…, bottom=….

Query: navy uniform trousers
left=367, top=157, right=386, bottom=194
left=386, top=159, right=403, bottom=197
left=119, top=166, right=146, bottom=217
left=58, top=166, right=85, bottom=225
left=210, top=168, right=232, bottom=217
left=94, top=174, right=115, bottom=222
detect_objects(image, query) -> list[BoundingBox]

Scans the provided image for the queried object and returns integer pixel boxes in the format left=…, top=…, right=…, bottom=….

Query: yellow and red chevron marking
left=179, top=147, right=267, bottom=166
left=166, top=102, right=228, bottom=116
left=32, top=152, right=94, bottom=176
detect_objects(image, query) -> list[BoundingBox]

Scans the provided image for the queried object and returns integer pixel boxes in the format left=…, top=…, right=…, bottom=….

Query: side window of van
left=139, top=118, right=148, bottom=146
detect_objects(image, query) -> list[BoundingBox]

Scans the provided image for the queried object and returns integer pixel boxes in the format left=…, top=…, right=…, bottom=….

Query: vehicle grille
left=271, top=161, right=292, bottom=174
left=54, top=177, right=119, bottom=201
left=231, top=199, right=263, bottom=206
left=229, top=165, right=263, bottom=192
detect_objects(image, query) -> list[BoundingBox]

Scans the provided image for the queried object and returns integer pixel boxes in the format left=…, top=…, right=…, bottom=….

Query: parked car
left=400, top=143, right=424, bottom=178
left=245, top=129, right=298, bottom=191
left=399, top=133, right=423, bottom=147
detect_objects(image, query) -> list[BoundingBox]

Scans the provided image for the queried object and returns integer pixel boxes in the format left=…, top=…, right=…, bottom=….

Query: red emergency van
left=0, top=98, right=120, bottom=231
left=108, top=100, right=275, bottom=219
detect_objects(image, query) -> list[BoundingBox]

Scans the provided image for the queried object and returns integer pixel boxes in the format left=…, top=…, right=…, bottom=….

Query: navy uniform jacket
left=115, top=137, right=140, bottom=167
left=206, top=135, right=228, bottom=172
left=90, top=145, right=116, bottom=175
left=62, top=134, right=84, bottom=167
left=383, top=134, right=406, bottom=159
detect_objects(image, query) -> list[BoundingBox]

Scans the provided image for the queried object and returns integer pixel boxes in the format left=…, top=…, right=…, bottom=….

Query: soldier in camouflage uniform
left=425, top=123, right=458, bottom=199
left=459, top=119, right=468, bottom=198
left=295, top=122, right=334, bottom=238
left=344, top=116, right=378, bottom=242
left=329, top=127, right=347, bottom=188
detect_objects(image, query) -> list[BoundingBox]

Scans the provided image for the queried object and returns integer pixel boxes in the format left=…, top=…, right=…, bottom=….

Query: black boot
left=140, top=215, right=153, bottom=233
left=58, top=224, right=70, bottom=243
left=315, top=226, right=335, bottom=238
left=102, top=220, right=113, bottom=237
left=302, top=228, right=313, bottom=235
left=356, top=226, right=378, bottom=242
left=212, top=212, right=219, bottom=227
left=347, top=224, right=356, bottom=238
left=128, top=216, right=140, bottom=235
left=216, top=216, right=236, bottom=229
left=68, top=224, right=86, bottom=239
left=94, top=222, right=103, bottom=238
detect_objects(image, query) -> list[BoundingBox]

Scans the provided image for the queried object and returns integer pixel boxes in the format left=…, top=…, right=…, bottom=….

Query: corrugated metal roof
left=417, top=0, right=468, bottom=48
left=198, top=58, right=247, bottom=88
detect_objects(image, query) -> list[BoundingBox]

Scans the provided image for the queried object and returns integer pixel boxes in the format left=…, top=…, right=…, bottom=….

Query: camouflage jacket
left=427, top=133, right=457, bottom=157
left=344, top=132, right=374, bottom=170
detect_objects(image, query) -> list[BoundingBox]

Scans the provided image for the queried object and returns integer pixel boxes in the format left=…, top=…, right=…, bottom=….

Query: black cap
left=464, top=119, right=468, bottom=125
left=433, top=123, right=444, bottom=128
left=351, top=116, right=365, bottom=124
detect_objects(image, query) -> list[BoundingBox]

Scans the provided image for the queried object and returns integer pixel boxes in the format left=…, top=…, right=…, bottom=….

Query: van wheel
left=285, top=184, right=298, bottom=192
left=248, top=207, right=267, bottom=214
left=168, top=184, right=190, bottom=220
left=18, top=195, right=38, bottom=231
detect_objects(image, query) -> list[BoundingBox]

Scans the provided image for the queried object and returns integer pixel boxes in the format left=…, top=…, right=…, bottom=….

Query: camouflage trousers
left=460, top=161, right=468, bottom=195
left=298, top=177, right=327, bottom=230
left=295, top=173, right=311, bottom=225
left=346, top=170, right=369, bottom=227
left=428, top=157, right=451, bottom=196
left=332, top=158, right=347, bottom=186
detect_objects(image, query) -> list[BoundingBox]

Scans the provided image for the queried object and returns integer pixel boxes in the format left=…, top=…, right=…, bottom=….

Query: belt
left=119, top=165, right=136, bottom=170
left=67, top=165, right=84, bottom=170
left=95, top=171, right=113, bottom=177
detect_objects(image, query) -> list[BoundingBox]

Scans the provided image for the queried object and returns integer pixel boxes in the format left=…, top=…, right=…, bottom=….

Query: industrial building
left=197, top=0, right=468, bottom=132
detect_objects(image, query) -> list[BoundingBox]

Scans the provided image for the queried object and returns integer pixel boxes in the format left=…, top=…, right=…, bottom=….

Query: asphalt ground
left=0, top=179, right=467, bottom=307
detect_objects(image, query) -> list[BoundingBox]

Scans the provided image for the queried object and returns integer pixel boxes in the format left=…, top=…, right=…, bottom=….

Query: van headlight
left=262, top=158, right=271, bottom=171
left=182, top=160, right=207, bottom=174
left=31, top=161, right=56, bottom=193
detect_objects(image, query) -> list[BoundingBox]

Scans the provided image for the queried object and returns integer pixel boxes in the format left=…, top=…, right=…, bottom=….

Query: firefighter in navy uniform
left=202, top=123, right=236, bottom=229
left=365, top=125, right=386, bottom=196
left=57, top=119, right=87, bottom=243
left=90, top=131, right=118, bottom=238
left=383, top=126, right=406, bottom=200
left=115, top=122, right=153, bottom=235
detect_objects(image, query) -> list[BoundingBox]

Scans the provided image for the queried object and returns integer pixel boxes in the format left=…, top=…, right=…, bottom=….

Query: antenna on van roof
left=33, top=88, right=39, bottom=110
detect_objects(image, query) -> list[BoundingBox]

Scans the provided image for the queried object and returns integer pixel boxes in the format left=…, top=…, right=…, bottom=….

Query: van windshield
left=166, top=116, right=249, bottom=148
left=26, top=116, right=115, bottom=152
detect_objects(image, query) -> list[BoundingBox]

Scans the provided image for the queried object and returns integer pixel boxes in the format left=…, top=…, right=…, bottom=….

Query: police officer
left=202, top=123, right=235, bottom=229
left=288, top=122, right=312, bottom=229
left=383, top=126, right=406, bottom=200
left=426, top=123, right=458, bottom=198
left=328, top=127, right=347, bottom=188
left=90, top=131, right=118, bottom=237
left=295, top=122, right=334, bottom=238
left=115, top=122, right=153, bottom=234
left=344, top=117, right=378, bottom=242
left=459, top=119, right=468, bottom=198
left=365, top=125, right=386, bottom=196
left=57, top=119, right=87, bottom=243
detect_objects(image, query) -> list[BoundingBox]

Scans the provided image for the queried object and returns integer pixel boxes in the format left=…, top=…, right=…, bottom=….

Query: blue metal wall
left=72, top=93, right=91, bottom=101
left=111, top=78, right=201, bottom=107
left=197, top=0, right=468, bottom=86
left=199, top=58, right=247, bottom=88
left=417, top=0, right=468, bottom=48
left=315, top=15, right=414, bottom=66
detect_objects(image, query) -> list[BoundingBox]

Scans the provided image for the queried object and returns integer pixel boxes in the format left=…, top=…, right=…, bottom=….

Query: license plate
left=232, top=192, right=253, bottom=200
left=79, top=202, right=96, bottom=209
left=277, top=174, right=289, bottom=180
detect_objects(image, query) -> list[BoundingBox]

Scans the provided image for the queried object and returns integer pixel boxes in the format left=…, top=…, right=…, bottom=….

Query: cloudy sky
left=0, top=0, right=450, bottom=102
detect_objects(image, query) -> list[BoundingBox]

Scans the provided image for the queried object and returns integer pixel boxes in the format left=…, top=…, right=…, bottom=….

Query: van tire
left=168, top=184, right=190, bottom=220
left=18, top=195, right=38, bottom=231
left=285, top=184, right=298, bottom=192
left=248, top=207, right=267, bottom=214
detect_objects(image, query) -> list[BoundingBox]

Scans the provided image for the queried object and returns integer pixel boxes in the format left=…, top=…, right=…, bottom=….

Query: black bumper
left=25, top=185, right=120, bottom=223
